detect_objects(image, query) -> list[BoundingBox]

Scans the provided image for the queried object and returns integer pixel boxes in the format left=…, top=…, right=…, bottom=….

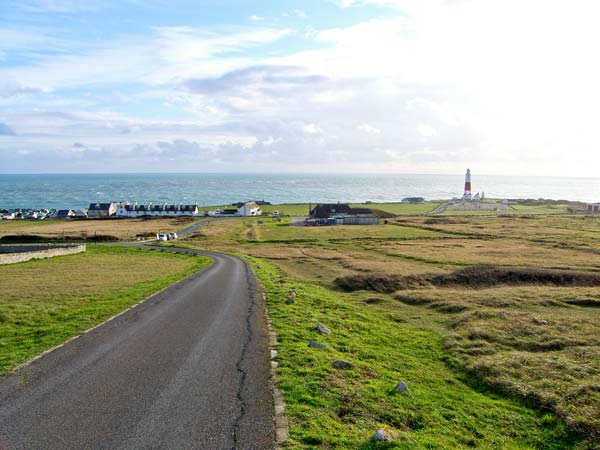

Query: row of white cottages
left=103, top=201, right=262, bottom=218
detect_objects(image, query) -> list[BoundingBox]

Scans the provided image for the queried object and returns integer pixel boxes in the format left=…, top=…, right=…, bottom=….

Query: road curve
left=0, top=248, right=274, bottom=450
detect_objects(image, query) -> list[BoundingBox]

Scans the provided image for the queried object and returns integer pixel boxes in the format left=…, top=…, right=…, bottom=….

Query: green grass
left=351, top=202, right=441, bottom=215
left=259, top=202, right=441, bottom=217
left=129, top=216, right=600, bottom=447
left=0, top=245, right=211, bottom=374
left=249, top=257, right=577, bottom=449
left=253, top=221, right=450, bottom=242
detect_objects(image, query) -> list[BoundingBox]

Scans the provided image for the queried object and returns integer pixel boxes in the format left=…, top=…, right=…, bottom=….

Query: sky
left=1, top=0, right=599, bottom=175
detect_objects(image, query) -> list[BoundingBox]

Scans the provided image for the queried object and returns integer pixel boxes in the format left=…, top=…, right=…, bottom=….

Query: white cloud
left=417, top=124, right=437, bottom=137
left=302, top=123, right=322, bottom=134
left=4, top=1, right=600, bottom=175
left=358, top=123, right=380, bottom=134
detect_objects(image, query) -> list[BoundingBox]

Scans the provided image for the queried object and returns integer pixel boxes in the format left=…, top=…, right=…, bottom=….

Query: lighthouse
left=463, top=168, right=472, bottom=201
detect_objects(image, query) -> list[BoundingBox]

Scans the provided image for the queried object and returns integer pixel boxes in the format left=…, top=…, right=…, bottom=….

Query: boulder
left=308, top=340, right=326, bottom=349
left=395, top=381, right=411, bottom=395
left=316, top=323, right=331, bottom=335
left=374, top=428, right=389, bottom=441
left=332, top=359, right=353, bottom=369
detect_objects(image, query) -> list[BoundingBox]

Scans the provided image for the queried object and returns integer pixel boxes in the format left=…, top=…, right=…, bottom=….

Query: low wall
left=0, top=244, right=86, bottom=265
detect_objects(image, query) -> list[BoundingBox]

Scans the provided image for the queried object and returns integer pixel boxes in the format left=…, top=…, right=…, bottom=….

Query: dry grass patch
left=444, top=307, right=600, bottom=437
left=0, top=217, right=199, bottom=241
left=386, top=238, right=600, bottom=270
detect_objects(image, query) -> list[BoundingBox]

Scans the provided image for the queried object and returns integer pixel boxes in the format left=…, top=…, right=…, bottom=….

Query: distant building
left=587, top=203, right=600, bottom=214
left=402, top=197, right=425, bottom=204
left=115, top=202, right=201, bottom=217
left=56, top=209, right=76, bottom=219
left=88, top=202, right=117, bottom=218
left=310, top=203, right=353, bottom=219
left=74, top=208, right=88, bottom=218
left=237, top=202, right=262, bottom=216
left=308, top=203, right=379, bottom=225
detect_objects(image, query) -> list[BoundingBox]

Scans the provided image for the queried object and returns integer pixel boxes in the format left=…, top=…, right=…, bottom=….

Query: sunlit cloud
left=1, top=0, right=599, bottom=175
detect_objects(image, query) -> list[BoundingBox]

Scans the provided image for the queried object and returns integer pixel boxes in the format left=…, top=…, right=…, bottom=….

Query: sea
left=1, top=173, right=599, bottom=210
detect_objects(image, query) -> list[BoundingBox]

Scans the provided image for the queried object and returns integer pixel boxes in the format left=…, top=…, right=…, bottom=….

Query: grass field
left=0, top=245, right=210, bottom=374
left=170, top=214, right=600, bottom=448
left=259, top=202, right=441, bottom=216
left=0, top=217, right=201, bottom=241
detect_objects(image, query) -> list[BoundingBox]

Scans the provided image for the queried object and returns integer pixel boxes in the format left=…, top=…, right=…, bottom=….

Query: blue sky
left=1, top=0, right=599, bottom=175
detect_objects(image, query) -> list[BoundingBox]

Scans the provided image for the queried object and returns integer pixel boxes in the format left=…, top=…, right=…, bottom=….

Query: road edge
left=11, top=251, right=213, bottom=374
left=259, top=288, right=290, bottom=447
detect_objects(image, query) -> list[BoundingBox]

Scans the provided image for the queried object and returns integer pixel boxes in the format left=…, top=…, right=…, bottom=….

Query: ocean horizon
left=1, top=173, right=599, bottom=210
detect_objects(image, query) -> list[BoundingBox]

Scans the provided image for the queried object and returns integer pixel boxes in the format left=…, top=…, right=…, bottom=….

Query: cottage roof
left=88, top=202, right=114, bottom=211
left=310, top=203, right=353, bottom=218
left=56, top=209, right=74, bottom=217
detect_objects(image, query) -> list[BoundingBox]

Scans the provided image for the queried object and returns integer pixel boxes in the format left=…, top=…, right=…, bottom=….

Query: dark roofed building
left=309, top=203, right=354, bottom=219
left=309, top=203, right=380, bottom=225
left=56, top=209, right=76, bottom=219
left=88, top=202, right=117, bottom=218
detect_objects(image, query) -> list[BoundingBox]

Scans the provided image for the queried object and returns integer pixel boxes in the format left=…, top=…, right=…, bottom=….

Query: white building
left=115, top=202, right=201, bottom=218
left=237, top=202, right=262, bottom=216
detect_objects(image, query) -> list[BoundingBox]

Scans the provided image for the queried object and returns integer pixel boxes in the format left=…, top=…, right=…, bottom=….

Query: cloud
left=358, top=123, right=380, bottom=134
left=302, top=123, right=322, bottom=134
left=3, top=1, right=600, bottom=175
left=0, top=80, right=45, bottom=98
left=17, top=0, right=108, bottom=13
left=417, top=124, right=437, bottom=137
left=0, top=123, right=16, bottom=135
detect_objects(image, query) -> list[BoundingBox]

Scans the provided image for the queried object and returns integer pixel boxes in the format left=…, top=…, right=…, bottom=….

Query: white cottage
left=237, top=202, right=261, bottom=216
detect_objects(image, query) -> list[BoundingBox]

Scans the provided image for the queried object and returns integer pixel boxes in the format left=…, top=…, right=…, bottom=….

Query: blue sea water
left=0, top=173, right=599, bottom=209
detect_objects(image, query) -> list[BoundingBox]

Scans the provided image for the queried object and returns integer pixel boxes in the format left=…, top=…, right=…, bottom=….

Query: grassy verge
left=149, top=216, right=600, bottom=448
left=249, top=257, right=575, bottom=449
left=0, top=245, right=211, bottom=374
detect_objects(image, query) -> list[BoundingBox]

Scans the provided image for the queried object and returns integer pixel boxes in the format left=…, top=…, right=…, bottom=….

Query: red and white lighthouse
left=463, top=168, right=472, bottom=200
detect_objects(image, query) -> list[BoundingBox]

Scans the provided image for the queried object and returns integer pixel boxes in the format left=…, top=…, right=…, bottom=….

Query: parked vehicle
left=157, top=233, right=168, bottom=241
left=168, top=232, right=178, bottom=240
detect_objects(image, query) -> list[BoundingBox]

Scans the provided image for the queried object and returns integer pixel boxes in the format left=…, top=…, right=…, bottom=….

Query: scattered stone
left=308, top=340, right=326, bottom=349
left=395, top=381, right=411, bottom=395
left=374, top=428, right=389, bottom=441
left=332, top=359, right=353, bottom=369
left=316, top=323, right=331, bottom=335
left=532, top=317, right=548, bottom=325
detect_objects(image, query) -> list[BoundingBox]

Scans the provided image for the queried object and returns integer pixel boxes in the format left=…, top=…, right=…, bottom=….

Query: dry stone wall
left=0, top=244, right=86, bottom=265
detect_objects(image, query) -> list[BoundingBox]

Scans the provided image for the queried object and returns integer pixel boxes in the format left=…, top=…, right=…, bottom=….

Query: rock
left=332, top=359, right=353, bottom=369
left=308, top=340, right=326, bottom=349
left=533, top=317, right=548, bottom=325
left=374, top=428, right=389, bottom=441
left=395, top=381, right=411, bottom=395
left=316, top=323, right=331, bottom=335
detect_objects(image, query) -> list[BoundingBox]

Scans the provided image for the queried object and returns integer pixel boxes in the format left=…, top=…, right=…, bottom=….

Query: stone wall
left=0, top=244, right=86, bottom=265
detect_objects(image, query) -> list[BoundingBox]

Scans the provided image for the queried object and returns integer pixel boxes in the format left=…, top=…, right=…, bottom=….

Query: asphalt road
left=0, top=248, right=274, bottom=450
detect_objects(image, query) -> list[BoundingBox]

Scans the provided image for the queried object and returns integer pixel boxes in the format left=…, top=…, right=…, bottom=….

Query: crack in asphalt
left=231, top=261, right=257, bottom=450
